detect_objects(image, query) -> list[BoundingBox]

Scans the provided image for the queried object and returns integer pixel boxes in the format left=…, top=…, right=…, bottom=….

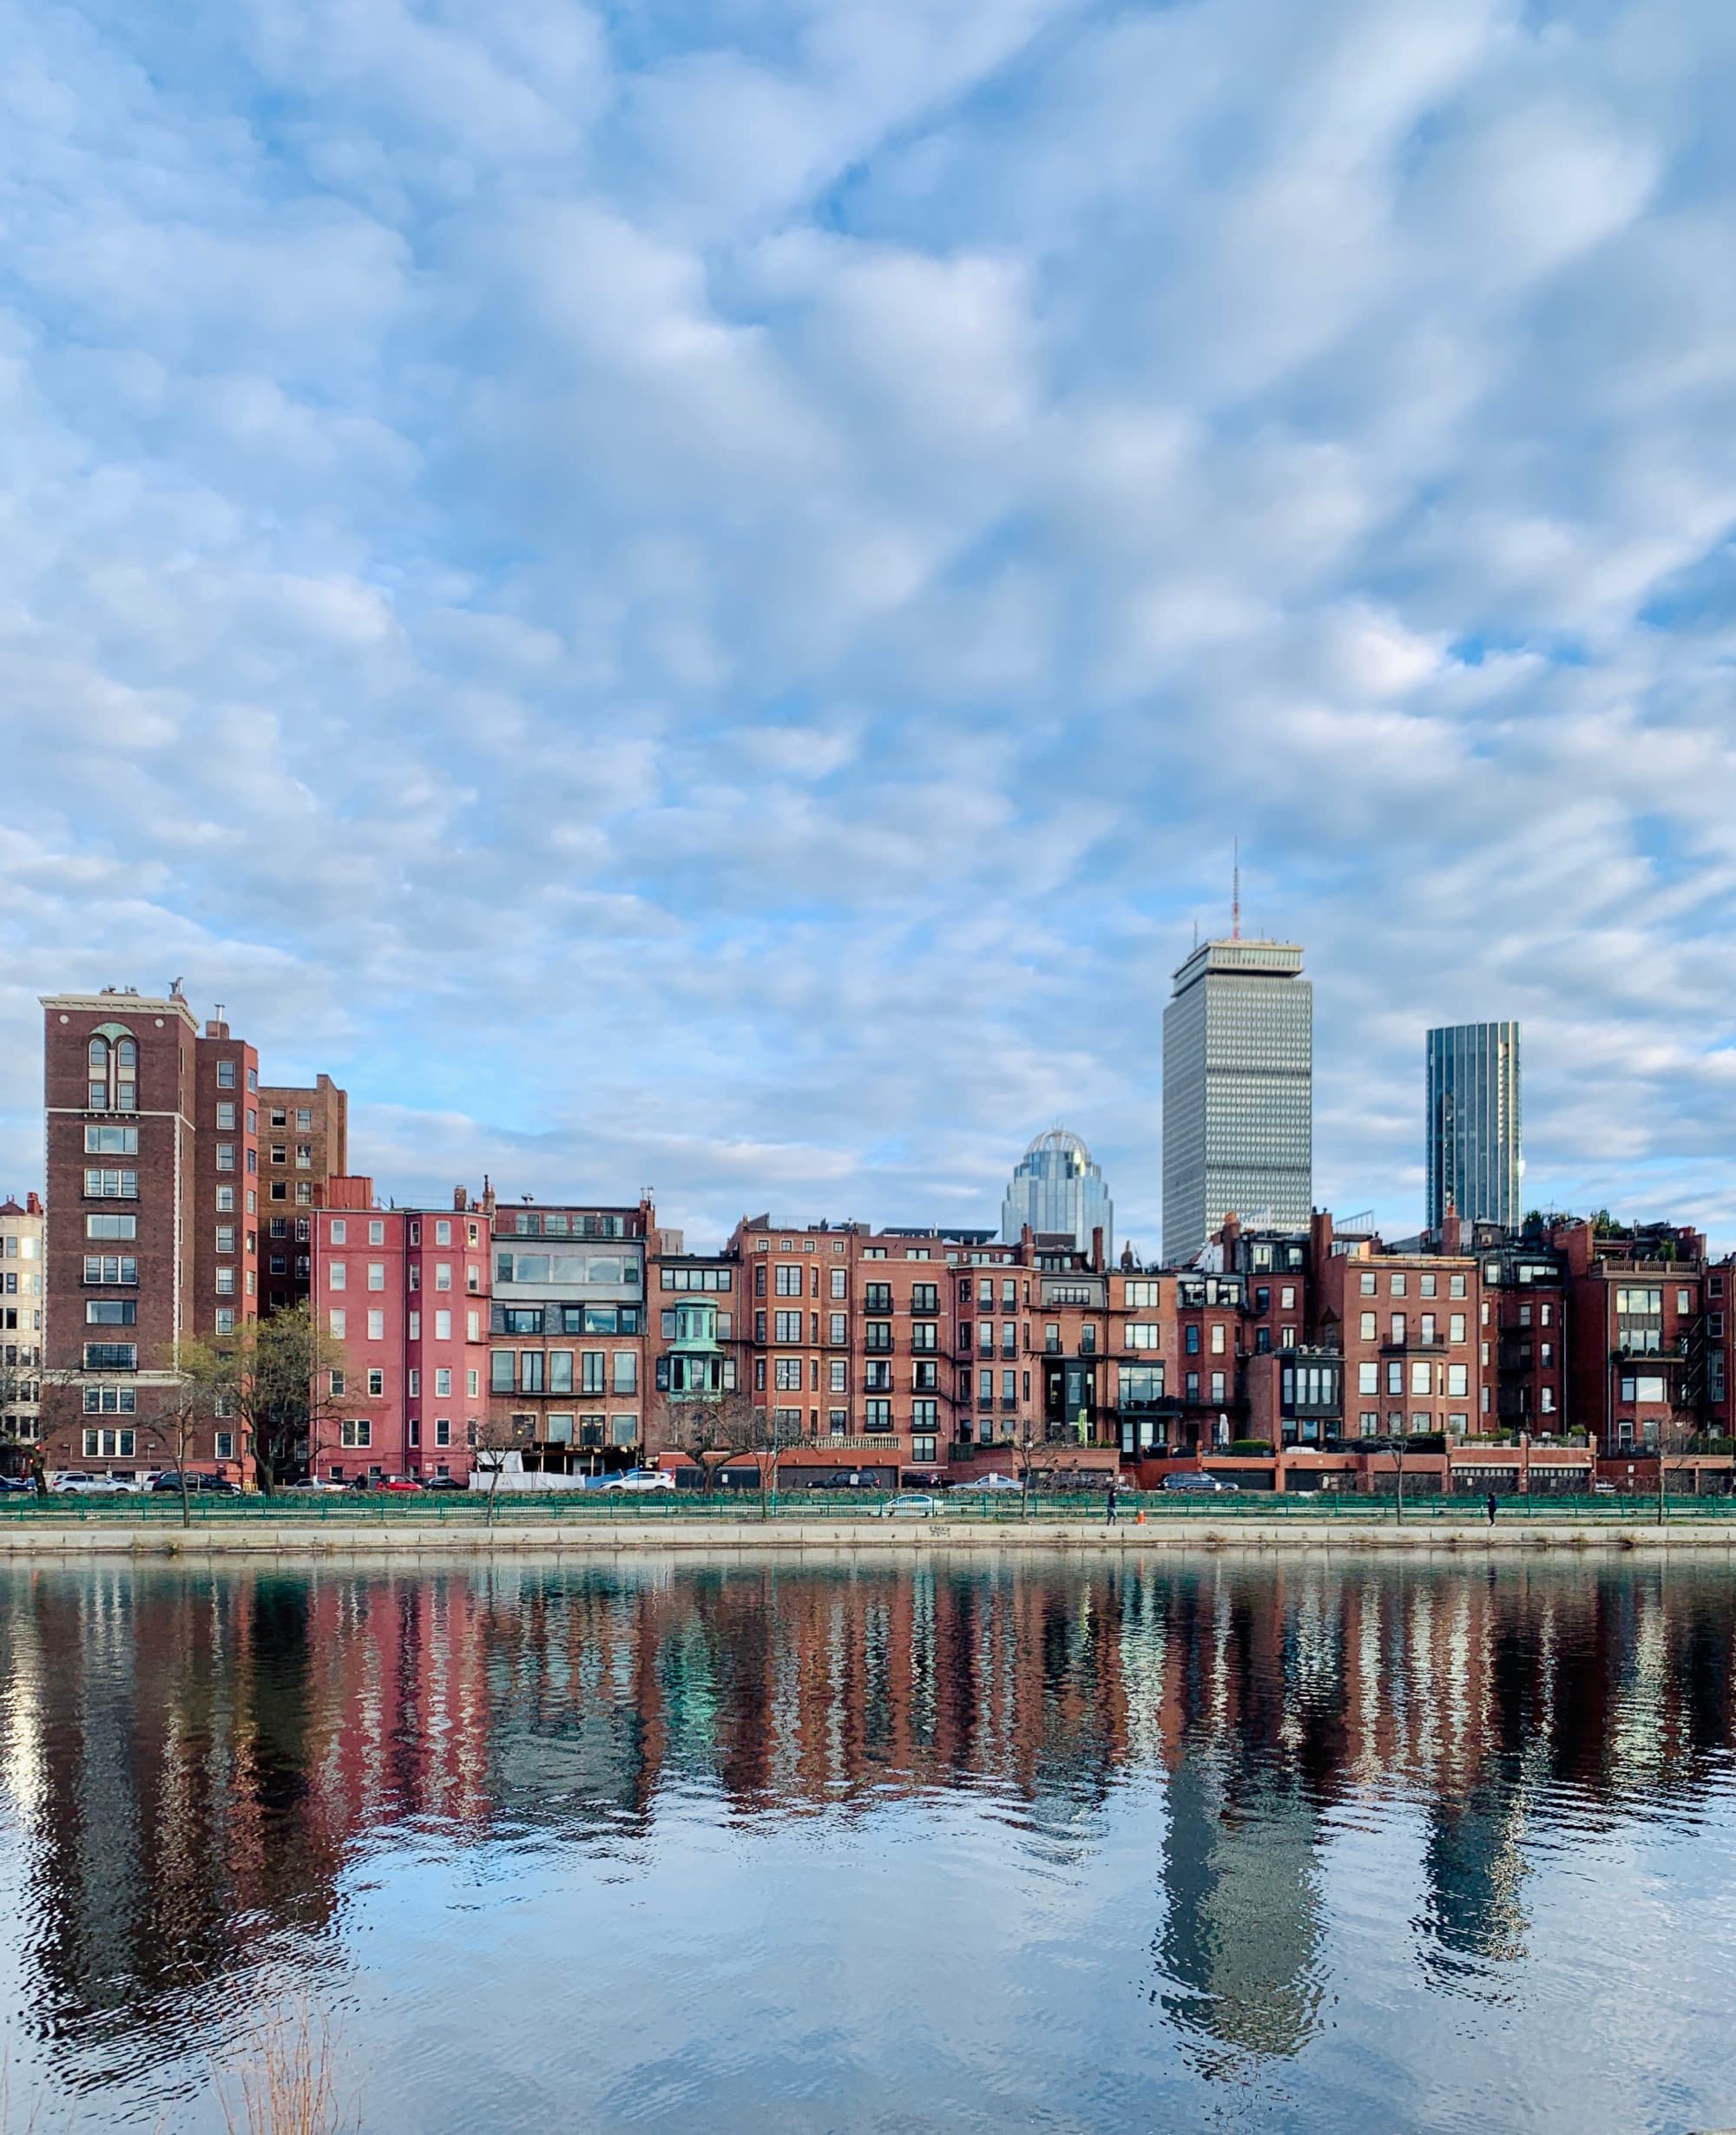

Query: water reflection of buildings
left=3, top=1557, right=1735, bottom=2086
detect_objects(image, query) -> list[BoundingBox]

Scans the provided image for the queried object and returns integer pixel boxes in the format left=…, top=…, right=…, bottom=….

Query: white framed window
left=329, top=1262, right=346, bottom=1290
left=408, top=1367, right=420, bottom=1396
left=435, top=1418, right=451, bottom=1447
left=369, top=1220, right=385, bottom=1245
left=367, top=1368, right=385, bottom=1396
left=435, top=1264, right=451, bottom=1291
left=329, top=1310, right=346, bottom=1337
left=367, top=1311, right=385, bottom=1340
left=214, top=1432, right=234, bottom=1462
left=435, top=1367, right=452, bottom=1396
left=331, top=1219, right=347, bottom=1244
left=340, top=1419, right=372, bottom=1449
left=467, top=1369, right=480, bottom=1398
left=368, top=1263, right=385, bottom=1291
left=434, top=1311, right=452, bottom=1341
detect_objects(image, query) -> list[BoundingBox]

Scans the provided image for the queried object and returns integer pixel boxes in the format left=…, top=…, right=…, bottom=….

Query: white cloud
left=2, top=0, right=1736, bottom=1250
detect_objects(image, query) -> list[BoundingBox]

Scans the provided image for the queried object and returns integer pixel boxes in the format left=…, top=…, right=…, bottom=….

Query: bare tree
left=7, top=1360, right=95, bottom=1495
left=142, top=1349, right=221, bottom=1527
left=472, top=1412, right=528, bottom=1527
left=178, top=1305, right=350, bottom=1495
left=650, top=1388, right=760, bottom=1497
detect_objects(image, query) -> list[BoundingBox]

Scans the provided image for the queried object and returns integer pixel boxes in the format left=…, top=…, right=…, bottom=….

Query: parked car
left=149, top=1472, right=239, bottom=1494
left=1592, top=1480, right=1620, bottom=1496
left=422, top=1475, right=468, bottom=1492
left=975, top=1473, right=1023, bottom=1493
left=601, top=1469, right=676, bottom=1493
left=877, top=1493, right=939, bottom=1520
left=376, top=1475, right=423, bottom=1494
left=0, top=1475, right=36, bottom=1493
left=1163, top=1472, right=1240, bottom=1494
left=53, top=1473, right=140, bottom=1495
left=810, top=1471, right=875, bottom=1491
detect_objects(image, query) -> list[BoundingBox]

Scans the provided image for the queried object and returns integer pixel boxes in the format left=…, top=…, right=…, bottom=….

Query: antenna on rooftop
left=1232, top=839, right=1240, bottom=941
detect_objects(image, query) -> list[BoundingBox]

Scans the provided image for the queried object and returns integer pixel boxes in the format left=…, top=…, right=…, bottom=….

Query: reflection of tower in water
left=1149, top=1564, right=1332, bottom=2065
left=1157, top=1757, right=1325, bottom=2061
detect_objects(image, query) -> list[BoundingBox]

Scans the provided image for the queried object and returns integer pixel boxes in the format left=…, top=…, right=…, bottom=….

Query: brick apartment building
left=487, top=1199, right=651, bottom=1468
left=0, top=1192, right=44, bottom=1475
left=260, top=1074, right=349, bottom=1314
left=309, top=1179, right=490, bottom=1482
left=38, top=988, right=345, bottom=1482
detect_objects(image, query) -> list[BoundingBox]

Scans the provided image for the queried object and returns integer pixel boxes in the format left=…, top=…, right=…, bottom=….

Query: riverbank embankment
left=2, top=1516, right=1734, bottom=1557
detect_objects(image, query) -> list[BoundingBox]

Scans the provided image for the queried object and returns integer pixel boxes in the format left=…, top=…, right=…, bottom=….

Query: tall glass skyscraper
left=1001, top=1129, right=1113, bottom=1256
left=1162, top=939, right=1312, bottom=1266
left=1426, top=1022, right=1522, bottom=1230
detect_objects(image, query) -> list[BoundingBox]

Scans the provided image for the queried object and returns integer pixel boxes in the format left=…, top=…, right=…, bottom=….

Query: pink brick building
left=310, top=1179, right=490, bottom=1483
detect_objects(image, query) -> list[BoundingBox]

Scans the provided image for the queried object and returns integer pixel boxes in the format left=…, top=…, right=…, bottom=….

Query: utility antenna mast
left=1232, top=839, right=1240, bottom=940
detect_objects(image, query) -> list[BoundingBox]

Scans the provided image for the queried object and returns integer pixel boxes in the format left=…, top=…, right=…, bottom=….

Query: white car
left=975, top=1473, right=1023, bottom=1492
left=877, top=1493, right=939, bottom=1520
left=601, top=1468, right=676, bottom=1493
left=52, top=1473, right=140, bottom=1495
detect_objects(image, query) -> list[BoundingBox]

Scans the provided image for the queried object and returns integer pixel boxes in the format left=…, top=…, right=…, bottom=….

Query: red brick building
left=39, top=987, right=343, bottom=1483
left=309, top=1179, right=489, bottom=1482
left=260, top=1074, right=349, bottom=1314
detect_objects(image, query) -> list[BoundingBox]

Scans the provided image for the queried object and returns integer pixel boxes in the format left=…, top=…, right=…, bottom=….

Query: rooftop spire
left=1232, top=838, right=1240, bottom=940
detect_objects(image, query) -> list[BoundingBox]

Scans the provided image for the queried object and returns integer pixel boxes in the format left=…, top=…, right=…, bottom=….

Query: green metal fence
left=2, top=1488, right=1732, bottom=1526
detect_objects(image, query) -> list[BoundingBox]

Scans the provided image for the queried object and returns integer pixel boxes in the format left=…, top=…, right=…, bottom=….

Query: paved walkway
left=0, top=1518, right=1732, bottom=1557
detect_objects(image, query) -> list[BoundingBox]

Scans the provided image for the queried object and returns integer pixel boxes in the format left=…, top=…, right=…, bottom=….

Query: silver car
left=878, top=1493, right=939, bottom=1519
left=52, top=1473, right=141, bottom=1495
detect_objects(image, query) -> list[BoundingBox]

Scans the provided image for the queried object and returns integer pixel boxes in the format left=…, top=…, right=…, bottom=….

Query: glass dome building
left=1000, top=1129, right=1114, bottom=1258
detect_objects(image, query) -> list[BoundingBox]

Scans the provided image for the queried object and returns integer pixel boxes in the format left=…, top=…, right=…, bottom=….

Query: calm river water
left=1, top=1553, right=1733, bottom=2132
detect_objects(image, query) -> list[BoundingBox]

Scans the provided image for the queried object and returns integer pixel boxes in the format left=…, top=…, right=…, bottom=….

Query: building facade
left=0, top=1193, right=44, bottom=1475
left=38, top=986, right=341, bottom=1483
left=1162, top=938, right=1312, bottom=1267
left=488, top=1201, right=650, bottom=1470
left=1000, top=1129, right=1113, bottom=1258
left=1426, top=1022, right=1522, bottom=1231
left=259, top=1074, right=349, bottom=1315
left=41, top=989, right=205, bottom=1479
left=310, top=1180, right=488, bottom=1482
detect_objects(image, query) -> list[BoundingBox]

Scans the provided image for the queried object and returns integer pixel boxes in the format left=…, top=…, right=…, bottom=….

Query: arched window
left=115, top=1039, right=137, bottom=1113
left=87, top=1038, right=109, bottom=1110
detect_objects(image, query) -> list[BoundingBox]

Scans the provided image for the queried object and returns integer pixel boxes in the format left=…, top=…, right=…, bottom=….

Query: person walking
left=1486, top=1490, right=1498, bottom=1527
left=1106, top=1477, right=1119, bottom=1526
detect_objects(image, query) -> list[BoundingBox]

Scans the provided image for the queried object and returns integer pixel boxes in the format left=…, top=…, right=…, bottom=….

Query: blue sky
left=3, top=0, right=1735, bottom=1255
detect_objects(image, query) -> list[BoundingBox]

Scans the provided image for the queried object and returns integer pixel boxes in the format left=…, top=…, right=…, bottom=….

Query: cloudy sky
left=3, top=0, right=1734, bottom=1255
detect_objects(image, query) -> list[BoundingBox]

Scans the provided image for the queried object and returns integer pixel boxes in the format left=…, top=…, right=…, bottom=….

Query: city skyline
left=0, top=973, right=1725, bottom=1260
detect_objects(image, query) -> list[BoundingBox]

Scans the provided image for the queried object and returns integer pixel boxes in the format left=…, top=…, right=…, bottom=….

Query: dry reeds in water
left=216, top=2001, right=348, bottom=2135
